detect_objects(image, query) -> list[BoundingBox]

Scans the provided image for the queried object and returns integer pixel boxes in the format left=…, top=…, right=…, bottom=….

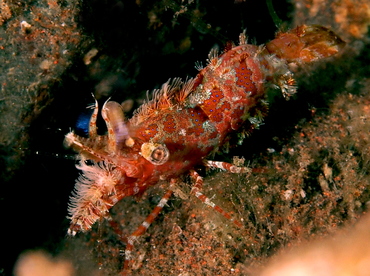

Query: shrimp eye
left=141, top=142, right=169, bottom=165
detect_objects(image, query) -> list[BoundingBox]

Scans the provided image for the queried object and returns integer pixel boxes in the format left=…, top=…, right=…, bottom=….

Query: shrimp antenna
left=266, top=0, right=283, bottom=28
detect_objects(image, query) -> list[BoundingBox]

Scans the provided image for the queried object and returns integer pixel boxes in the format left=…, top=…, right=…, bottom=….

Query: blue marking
left=75, top=111, right=93, bottom=136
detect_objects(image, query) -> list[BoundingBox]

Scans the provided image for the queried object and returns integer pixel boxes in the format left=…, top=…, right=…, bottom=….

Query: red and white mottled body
left=64, top=25, right=344, bottom=273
